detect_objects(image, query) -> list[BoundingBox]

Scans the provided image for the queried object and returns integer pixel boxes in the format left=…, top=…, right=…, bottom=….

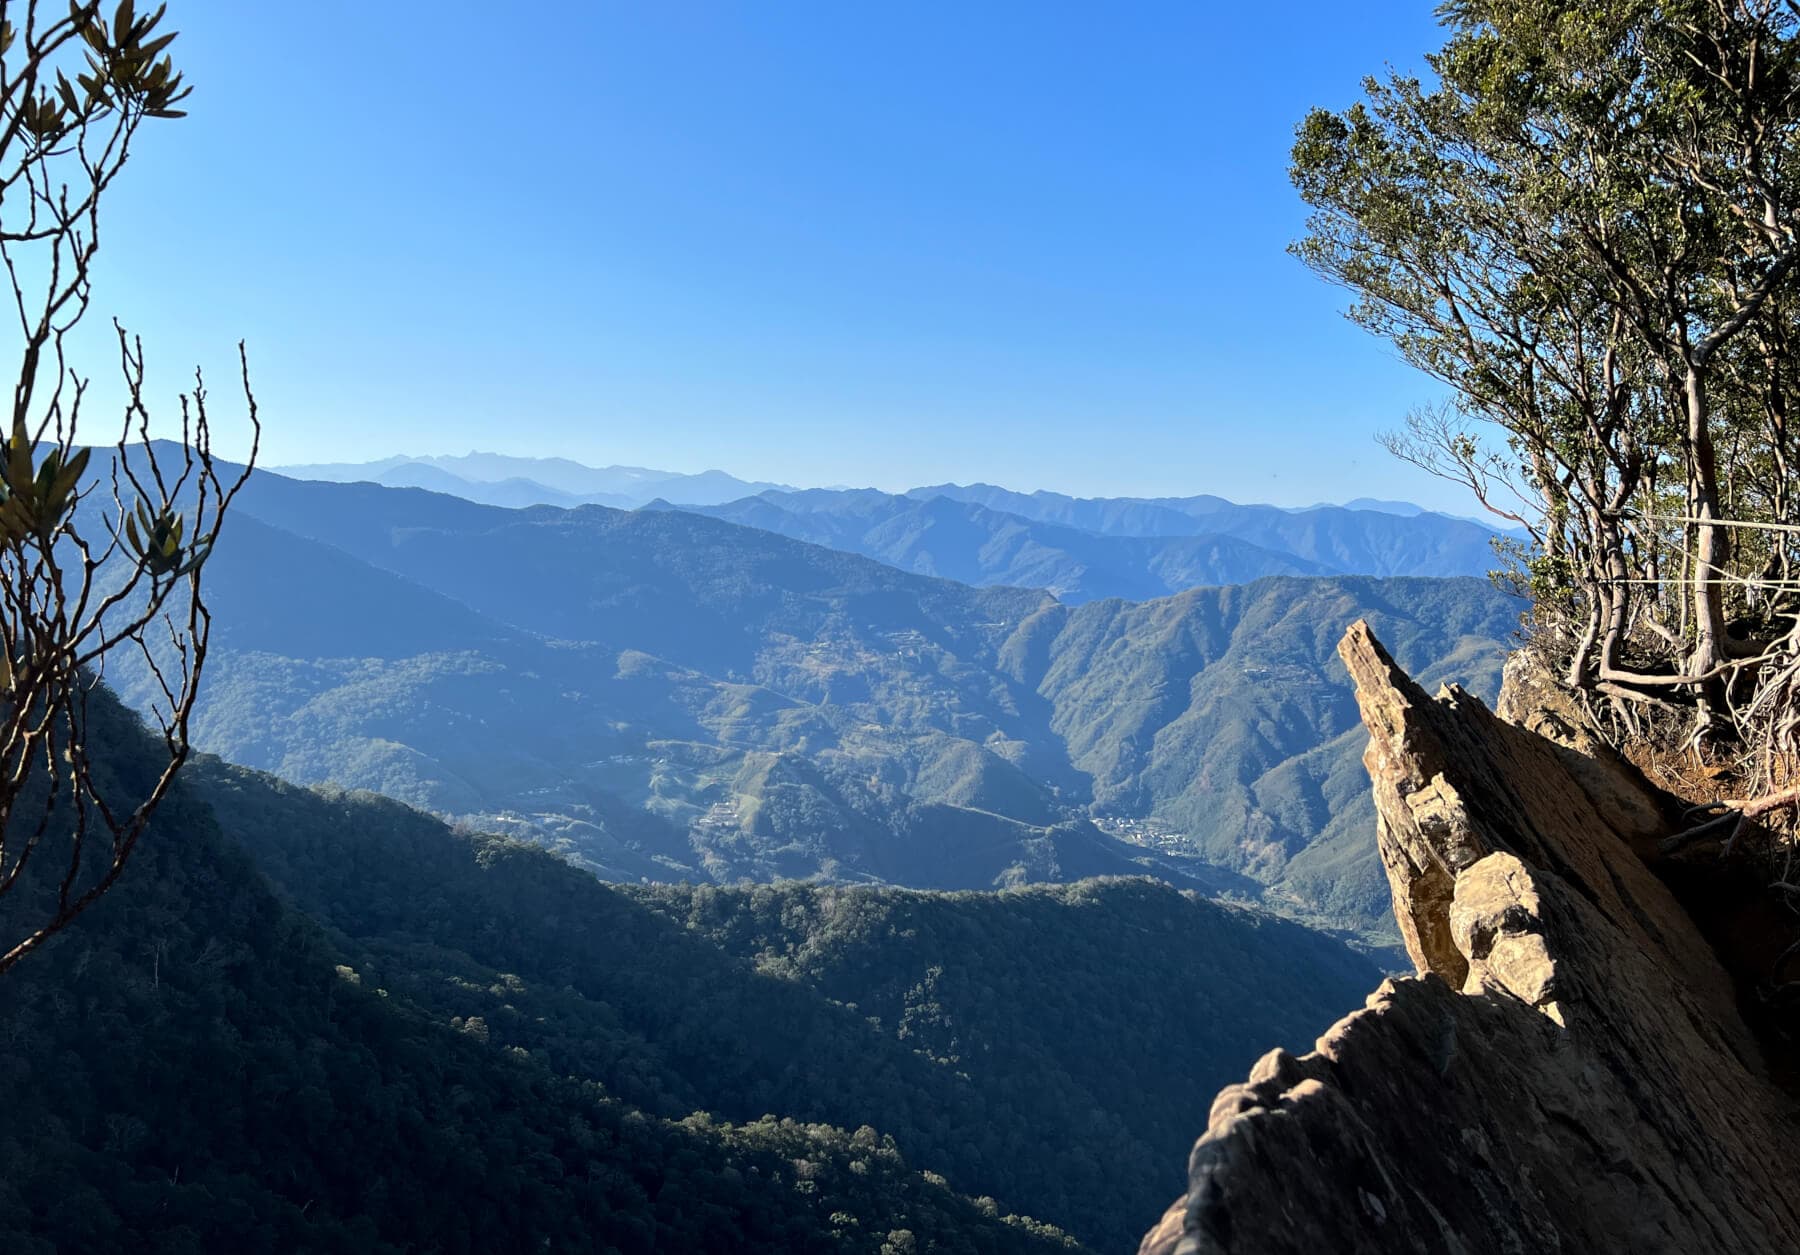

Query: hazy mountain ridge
left=660, top=489, right=1332, bottom=602
left=273, top=455, right=1508, bottom=592
left=107, top=466, right=1521, bottom=934
left=278, top=451, right=792, bottom=507
left=906, top=483, right=1503, bottom=577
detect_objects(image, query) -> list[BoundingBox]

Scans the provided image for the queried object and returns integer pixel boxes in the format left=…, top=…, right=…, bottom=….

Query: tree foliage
left=0, top=1, right=257, bottom=972
left=1293, top=0, right=1800, bottom=780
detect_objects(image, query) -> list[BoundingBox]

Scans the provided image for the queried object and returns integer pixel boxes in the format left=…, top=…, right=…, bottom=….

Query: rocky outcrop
left=1141, top=622, right=1800, bottom=1255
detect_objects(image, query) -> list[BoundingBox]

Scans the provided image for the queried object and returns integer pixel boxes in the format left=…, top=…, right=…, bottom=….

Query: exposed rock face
left=1142, top=622, right=1800, bottom=1255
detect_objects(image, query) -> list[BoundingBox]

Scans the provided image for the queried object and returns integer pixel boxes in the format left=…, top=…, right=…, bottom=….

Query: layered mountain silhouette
left=275, top=457, right=1510, bottom=594
left=105, top=461, right=1521, bottom=935
left=897, top=483, right=1505, bottom=579
left=654, top=489, right=1329, bottom=602
left=278, top=452, right=792, bottom=508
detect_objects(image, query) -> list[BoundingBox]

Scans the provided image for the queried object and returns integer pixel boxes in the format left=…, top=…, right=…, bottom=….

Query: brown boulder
left=1141, top=622, right=1800, bottom=1255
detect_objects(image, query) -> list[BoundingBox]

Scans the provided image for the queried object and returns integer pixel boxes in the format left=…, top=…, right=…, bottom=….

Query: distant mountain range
left=896, top=483, right=1506, bottom=575
left=276, top=456, right=1510, bottom=597
left=108, top=458, right=1522, bottom=937
left=651, top=489, right=1330, bottom=601
left=662, top=485, right=1502, bottom=600
left=277, top=452, right=794, bottom=508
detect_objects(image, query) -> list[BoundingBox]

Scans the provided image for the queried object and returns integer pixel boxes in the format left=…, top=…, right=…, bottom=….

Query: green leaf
left=139, top=30, right=176, bottom=61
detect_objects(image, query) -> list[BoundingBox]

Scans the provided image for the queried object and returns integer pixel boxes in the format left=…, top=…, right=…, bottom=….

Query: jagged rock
left=1141, top=621, right=1800, bottom=1255
left=1494, top=647, right=1672, bottom=854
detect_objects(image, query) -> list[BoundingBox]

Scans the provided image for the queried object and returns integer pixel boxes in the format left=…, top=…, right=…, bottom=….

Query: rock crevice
left=1142, top=622, right=1800, bottom=1255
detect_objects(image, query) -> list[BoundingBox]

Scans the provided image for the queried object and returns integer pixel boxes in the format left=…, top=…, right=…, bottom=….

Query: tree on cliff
left=0, top=1, right=258, bottom=973
left=1291, top=0, right=1800, bottom=787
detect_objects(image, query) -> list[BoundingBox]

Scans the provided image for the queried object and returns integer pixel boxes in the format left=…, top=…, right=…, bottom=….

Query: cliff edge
left=1141, top=621, right=1800, bottom=1255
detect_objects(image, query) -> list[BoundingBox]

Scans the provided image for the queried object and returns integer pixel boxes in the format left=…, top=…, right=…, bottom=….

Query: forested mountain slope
left=0, top=690, right=1376, bottom=1251
left=664, top=489, right=1328, bottom=601
left=107, top=467, right=1520, bottom=933
left=0, top=695, right=1079, bottom=1254
left=909, top=483, right=1502, bottom=577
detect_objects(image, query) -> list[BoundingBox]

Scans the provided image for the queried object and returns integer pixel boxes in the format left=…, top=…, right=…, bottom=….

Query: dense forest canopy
left=1293, top=0, right=1800, bottom=792
left=0, top=687, right=1377, bottom=1252
left=117, top=472, right=1520, bottom=936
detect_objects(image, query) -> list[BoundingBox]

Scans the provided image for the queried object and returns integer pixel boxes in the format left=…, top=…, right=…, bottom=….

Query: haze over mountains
left=279, top=452, right=795, bottom=509
left=109, top=452, right=1522, bottom=939
left=47, top=447, right=1517, bottom=1248
left=278, top=453, right=1509, bottom=601
left=667, top=486, right=1499, bottom=602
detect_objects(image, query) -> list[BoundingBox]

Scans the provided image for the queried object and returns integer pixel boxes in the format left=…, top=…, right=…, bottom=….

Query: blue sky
left=86, top=1, right=1467, bottom=508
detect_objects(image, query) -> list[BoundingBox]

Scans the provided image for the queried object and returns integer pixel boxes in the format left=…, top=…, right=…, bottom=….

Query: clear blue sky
left=86, top=1, right=1468, bottom=508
